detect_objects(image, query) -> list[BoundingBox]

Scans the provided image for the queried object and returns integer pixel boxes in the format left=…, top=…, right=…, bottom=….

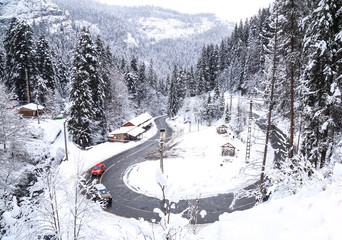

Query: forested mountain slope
left=51, top=0, right=234, bottom=75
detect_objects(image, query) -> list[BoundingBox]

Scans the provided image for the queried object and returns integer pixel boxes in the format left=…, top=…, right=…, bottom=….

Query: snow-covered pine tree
left=68, top=27, right=96, bottom=148
left=167, top=66, right=180, bottom=117
left=196, top=58, right=207, bottom=96
left=35, top=35, right=56, bottom=105
left=136, top=62, right=147, bottom=109
left=54, top=54, right=70, bottom=97
left=185, top=66, right=196, bottom=97
left=301, top=0, right=342, bottom=168
left=241, top=14, right=265, bottom=96
left=95, top=36, right=112, bottom=103
left=125, top=55, right=139, bottom=106
left=207, top=44, right=219, bottom=91
left=0, top=48, right=4, bottom=81
left=228, top=22, right=248, bottom=94
left=147, top=59, right=158, bottom=90
left=3, top=18, right=36, bottom=103
left=225, top=103, right=231, bottom=124
left=86, top=35, right=107, bottom=143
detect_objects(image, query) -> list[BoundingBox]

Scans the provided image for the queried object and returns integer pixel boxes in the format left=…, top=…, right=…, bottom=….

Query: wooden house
left=18, top=103, right=44, bottom=117
left=108, top=112, right=152, bottom=143
left=216, top=124, right=228, bottom=134
left=221, top=142, right=236, bottom=156
left=108, top=126, right=145, bottom=143
left=108, top=127, right=134, bottom=143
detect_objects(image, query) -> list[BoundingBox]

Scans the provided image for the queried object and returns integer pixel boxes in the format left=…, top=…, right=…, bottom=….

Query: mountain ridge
left=0, top=0, right=235, bottom=75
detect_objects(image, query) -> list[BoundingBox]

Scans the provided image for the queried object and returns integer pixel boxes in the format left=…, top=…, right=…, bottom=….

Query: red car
left=91, top=163, right=105, bottom=176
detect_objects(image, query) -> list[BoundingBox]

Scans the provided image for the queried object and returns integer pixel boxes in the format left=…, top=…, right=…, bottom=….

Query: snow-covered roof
left=125, top=112, right=152, bottom=126
left=221, top=142, right=235, bottom=148
left=127, top=127, right=145, bottom=137
left=108, top=126, right=135, bottom=135
left=20, top=103, right=45, bottom=110
left=108, top=126, right=145, bottom=138
left=140, top=120, right=152, bottom=128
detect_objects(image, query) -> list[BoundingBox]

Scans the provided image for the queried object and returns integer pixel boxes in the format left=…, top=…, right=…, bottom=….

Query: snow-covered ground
left=124, top=117, right=265, bottom=202
left=17, top=113, right=342, bottom=240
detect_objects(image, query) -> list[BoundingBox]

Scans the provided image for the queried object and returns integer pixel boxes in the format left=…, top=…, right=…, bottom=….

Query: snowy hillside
left=0, top=0, right=73, bottom=35
left=51, top=0, right=234, bottom=74
left=137, top=14, right=221, bottom=43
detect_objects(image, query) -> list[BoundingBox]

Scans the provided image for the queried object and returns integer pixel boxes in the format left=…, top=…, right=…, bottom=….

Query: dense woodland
left=0, top=0, right=341, bottom=238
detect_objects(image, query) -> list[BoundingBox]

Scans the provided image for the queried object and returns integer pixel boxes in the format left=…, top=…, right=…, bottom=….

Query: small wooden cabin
left=108, top=112, right=152, bottom=143
left=221, top=142, right=236, bottom=156
left=18, top=103, right=44, bottom=117
left=108, top=127, right=135, bottom=143
left=216, top=124, right=228, bottom=134
left=108, top=126, right=145, bottom=143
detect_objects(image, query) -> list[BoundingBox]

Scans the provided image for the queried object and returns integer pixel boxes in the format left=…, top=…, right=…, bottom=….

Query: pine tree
left=137, top=62, right=147, bottom=108
left=95, top=36, right=112, bottom=103
left=204, top=94, right=214, bottom=126
left=68, top=28, right=97, bottom=148
left=224, top=104, right=231, bottom=124
left=167, top=66, right=180, bottom=117
left=35, top=35, right=55, bottom=105
left=147, top=59, right=158, bottom=90
left=0, top=48, right=4, bottom=81
left=3, top=18, right=36, bottom=103
left=186, top=66, right=196, bottom=97
left=125, top=55, right=139, bottom=105
left=196, top=58, right=207, bottom=95
left=54, top=55, right=70, bottom=97
left=301, top=0, right=342, bottom=168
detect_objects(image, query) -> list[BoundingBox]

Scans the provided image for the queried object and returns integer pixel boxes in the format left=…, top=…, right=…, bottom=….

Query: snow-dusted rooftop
left=125, top=112, right=152, bottom=127
left=108, top=126, right=135, bottom=135
left=128, top=127, right=145, bottom=137
left=20, top=103, right=45, bottom=110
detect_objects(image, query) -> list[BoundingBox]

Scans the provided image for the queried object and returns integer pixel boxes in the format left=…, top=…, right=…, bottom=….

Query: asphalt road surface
left=94, top=115, right=287, bottom=223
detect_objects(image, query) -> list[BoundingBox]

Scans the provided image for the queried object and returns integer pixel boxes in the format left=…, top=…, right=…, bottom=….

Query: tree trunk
left=289, top=0, right=295, bottom=158
left=260, top=9, right=279, bottom=185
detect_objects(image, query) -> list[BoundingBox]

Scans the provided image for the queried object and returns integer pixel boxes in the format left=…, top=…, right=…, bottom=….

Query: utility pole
left=159, top=128, right=166, bottom=173
left=64, top=120, right=68, bottom=161
left=159, top=138, right=164, bottom=173
left=36, top=103, right=40, bottom=124
left=245, top=100, right=253, bottom=163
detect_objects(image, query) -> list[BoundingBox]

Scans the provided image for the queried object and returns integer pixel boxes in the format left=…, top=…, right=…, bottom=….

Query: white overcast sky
left=97, top=0, right=274, bottom=22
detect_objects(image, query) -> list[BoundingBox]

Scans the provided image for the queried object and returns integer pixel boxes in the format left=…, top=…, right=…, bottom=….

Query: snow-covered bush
left=264, top=155, right=326, bottom=199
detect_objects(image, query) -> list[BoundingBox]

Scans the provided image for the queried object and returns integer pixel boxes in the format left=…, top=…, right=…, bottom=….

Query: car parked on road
left=92, top=183, right=112, bottom=207
left=91, top=163, right=105, bottom=176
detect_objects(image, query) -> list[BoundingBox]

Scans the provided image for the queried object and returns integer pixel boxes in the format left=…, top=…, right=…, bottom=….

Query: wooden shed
left=216, top=124, right=228, bottom=134
left=18, top=103, right=44, bottom=117
left=221, top=142, right=236, bottom=156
